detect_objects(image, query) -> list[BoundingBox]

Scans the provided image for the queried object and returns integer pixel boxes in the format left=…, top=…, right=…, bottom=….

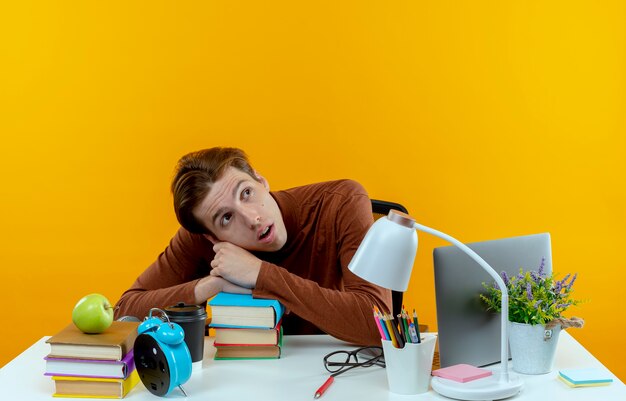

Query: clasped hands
left=209, top=241, right=261, bottom=290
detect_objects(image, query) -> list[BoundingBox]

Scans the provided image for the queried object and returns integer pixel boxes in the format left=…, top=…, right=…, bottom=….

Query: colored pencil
left=373, top=307, right=389, bottom=341
left=413, top=309, right=421, bottom=343
left=383, top=314, right=398, bottom=347
left=389, top=314, right=405, bottom=348
left=401, top=311, right=410, bottom=343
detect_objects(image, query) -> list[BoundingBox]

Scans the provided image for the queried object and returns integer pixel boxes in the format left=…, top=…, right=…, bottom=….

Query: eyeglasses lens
left=355, top=348, right=384, bottom=367
left=325, top=351, right=354, bottom=373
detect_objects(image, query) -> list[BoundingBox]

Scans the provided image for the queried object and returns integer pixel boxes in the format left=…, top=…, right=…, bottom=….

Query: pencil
left=413, top=309, right=422, bottom=343
left=383, top=314, right=398, bottom=347
left=372, top=307, right=388, bottom=340
left=314, top=376, right=334, bottom=399
left=401, top=312, right=410, bottom=343
left=396, top=314, right=407, bottom=343
left=395, top=315, right=404, bottom=344
left=389, top=314, right=405, bottom=348
left=378, top=312, right=390, bottom=341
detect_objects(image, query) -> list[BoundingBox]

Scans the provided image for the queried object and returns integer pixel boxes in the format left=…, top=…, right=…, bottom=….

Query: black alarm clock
left=134, top=308, right=192, bottom=397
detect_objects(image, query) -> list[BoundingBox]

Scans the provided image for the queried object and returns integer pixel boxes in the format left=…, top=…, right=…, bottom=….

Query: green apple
left=72, top=293, right=114, bottom=334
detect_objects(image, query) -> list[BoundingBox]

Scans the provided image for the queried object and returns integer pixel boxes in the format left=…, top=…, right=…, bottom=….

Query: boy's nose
left=242, top=207, right=261, bottom=228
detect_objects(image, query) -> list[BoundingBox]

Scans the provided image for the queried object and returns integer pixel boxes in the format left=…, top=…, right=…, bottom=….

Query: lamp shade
left=348, top=212, right=417, bottom=292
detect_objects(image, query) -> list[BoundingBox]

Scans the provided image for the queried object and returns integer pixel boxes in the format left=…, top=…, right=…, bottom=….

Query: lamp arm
left=413, top=222, right=511, bottom=381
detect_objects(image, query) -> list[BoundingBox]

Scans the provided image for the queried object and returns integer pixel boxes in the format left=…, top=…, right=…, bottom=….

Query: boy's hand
left=209, top=241, right=262, bottom=289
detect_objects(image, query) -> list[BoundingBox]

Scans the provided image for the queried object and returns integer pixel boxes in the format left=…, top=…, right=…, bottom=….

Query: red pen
left=314, top=376, right=334, bottom=399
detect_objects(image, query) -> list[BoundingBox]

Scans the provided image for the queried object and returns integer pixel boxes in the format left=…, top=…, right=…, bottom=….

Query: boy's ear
left=253, top=170, right=269, bottom=190
left=203, top=233, right=218, bottom=245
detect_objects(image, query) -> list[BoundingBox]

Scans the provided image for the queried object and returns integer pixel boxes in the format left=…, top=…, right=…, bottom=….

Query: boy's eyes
left=221, top=213, right=232, bottom=226
left=219, top=187, right=253, bottom=227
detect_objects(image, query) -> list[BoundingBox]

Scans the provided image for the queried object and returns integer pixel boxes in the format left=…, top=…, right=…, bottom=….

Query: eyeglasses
left=323, top=346, right=385, bottom=377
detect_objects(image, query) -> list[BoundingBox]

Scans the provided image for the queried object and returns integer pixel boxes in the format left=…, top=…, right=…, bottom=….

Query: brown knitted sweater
left=114, top=179, right=392, bottom=345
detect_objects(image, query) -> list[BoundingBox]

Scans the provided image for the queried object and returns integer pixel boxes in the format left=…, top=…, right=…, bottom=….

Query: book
left=558, top=368, right=613, bottom=387
left=214, top=344, right=282, bottom=360
left=45, top=350, right=135, bottom=379
left=52, top=370, right=139, bottom=398
left=214, top=322, right=283, bottom=346
left=431, top=364, right=493, bottom=383
left=46, top=321, right=139, bottom=361
left=208, top=292, right=284, bottom=329
left=214, top=328, right=283, bottom=359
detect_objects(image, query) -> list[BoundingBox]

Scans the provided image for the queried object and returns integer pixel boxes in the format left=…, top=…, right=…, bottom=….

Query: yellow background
left=1, top=1, right=624, bottom=380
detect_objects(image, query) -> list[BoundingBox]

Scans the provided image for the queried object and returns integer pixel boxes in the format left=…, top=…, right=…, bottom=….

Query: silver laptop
left=433, top=233, right=552, bottom=368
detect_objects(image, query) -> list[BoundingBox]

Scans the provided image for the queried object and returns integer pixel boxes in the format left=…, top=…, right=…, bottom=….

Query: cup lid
left=164, top=302, right=207, bottom=317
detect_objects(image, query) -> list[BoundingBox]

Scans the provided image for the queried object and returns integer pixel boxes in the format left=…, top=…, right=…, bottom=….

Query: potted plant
left=481, top=258, right=584, bottom=374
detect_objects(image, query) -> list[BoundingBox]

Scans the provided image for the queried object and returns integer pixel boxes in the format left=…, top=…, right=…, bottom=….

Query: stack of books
left=45, top=321, right=140, bottom=398
left=208, top=292, right=284, bottom=359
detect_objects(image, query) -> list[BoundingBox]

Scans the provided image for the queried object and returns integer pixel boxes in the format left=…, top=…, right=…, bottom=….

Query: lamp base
left=431, top=369, right=523, bottom=401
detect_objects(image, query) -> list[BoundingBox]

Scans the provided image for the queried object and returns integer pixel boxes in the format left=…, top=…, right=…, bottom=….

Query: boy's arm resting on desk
left=254, top=263, right=391, bottom=346
left=114, top=228, right=215, bottom=319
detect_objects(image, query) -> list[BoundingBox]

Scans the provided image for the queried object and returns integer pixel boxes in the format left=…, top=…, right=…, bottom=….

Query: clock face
left=134, top=333, right=172, bottom=396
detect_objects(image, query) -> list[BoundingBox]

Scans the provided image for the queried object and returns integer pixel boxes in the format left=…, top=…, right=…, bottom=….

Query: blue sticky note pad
left=559, top=368, right=613, bottom=385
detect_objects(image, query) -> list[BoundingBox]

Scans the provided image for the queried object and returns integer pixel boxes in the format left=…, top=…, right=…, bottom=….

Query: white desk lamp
left=348, top=210, right=523, bottom=400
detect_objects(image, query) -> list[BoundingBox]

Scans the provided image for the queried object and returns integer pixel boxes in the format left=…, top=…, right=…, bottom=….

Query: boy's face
left=192, top=166, right=288, bottom=252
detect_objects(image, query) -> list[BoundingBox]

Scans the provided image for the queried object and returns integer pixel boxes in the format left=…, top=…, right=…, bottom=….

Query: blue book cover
left=208, top=293, right=284, bottom=329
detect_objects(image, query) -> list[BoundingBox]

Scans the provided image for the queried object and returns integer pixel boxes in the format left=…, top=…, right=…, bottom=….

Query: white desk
left=0, top=332, right=623, bottom=401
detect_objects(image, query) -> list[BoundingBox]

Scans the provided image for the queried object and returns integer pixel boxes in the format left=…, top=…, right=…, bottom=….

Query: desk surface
left=0, top=331, right=623, bottom=401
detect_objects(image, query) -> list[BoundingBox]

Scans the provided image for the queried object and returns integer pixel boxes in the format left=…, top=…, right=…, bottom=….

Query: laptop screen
left=433, top=233, right=552, bottom=368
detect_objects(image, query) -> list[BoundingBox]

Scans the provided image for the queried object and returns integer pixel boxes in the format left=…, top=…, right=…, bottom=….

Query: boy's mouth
left=259, top=224, right=273, bottom=240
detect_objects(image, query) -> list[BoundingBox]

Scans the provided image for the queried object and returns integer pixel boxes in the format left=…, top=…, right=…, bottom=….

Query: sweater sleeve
left=253, top=187, right=392, bottom=346
left=114, top=228, right=213, bottom=319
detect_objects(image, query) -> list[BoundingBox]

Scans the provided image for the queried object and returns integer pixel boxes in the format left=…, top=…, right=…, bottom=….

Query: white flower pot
left=508, top=321, right=561, bottom=374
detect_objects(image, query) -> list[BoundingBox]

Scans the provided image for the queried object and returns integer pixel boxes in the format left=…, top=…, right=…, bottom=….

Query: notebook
left=433, top=233, right=552, bottom=368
